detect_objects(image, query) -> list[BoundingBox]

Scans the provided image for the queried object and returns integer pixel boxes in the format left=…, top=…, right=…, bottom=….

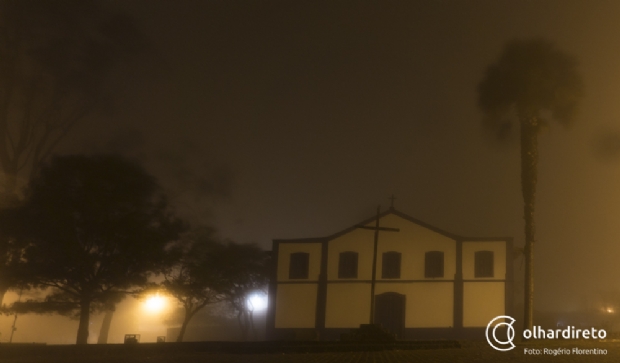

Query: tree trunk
left=2, top=173, right=17, bottom=201
left=0, top=285, right=8, bottom=307
left=0, top=180, right=19, bottom=208
left=5, top=175, right=16, bottom=194
left=76, top=298, right=91, bottom=344
left=236, top=310, right=246, bottom=341
left=177, top=310, right=194, bottom=342
left=237, top=309, right=251, bottom=341
left=244, top=310, right=251, bottom=341
left=520, top=114, right=539, bottom=336
left=0, top=167, right=22, bottom=207
left=250, top=310, right=257, bottom=341
left=97, top=309, right=114, bottom=344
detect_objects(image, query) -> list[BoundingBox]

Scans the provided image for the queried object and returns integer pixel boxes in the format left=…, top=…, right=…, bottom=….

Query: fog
left=1, top=292, right=169, bottom=344
left=5, top=0, right=620, bottom=343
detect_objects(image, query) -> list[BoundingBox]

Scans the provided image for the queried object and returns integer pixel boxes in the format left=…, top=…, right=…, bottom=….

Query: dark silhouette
left=477, top=38, right=584, bottom=333
left=160, top=229, right=224, bottom=342
left=0, top=154, right=185, bottom=344
left=0, top=227, right=28, bottom=308
left=160, top=231, right=269, bottom=342
left=215, top=241, right=269, bottom=341
left=97, top=309, right=115, bottom=344
left=95, top=292, right=125, bottom=344
left=0, top=0, right=146, bottom=306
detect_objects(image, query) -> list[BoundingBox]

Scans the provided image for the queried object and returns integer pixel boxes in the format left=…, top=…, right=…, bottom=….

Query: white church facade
left=266, top=207, right=513, bottom=340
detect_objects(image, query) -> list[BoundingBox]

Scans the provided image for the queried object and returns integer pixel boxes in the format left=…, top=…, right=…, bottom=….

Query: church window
left=475, top=251, right=494, bottom=278
left=382, top=251, right=401, bottom=279
left=338, top=251, right=358, bottom=278
left=289, top=252, right=309, bottom=279
left=425, top=251, right=444, bottom=278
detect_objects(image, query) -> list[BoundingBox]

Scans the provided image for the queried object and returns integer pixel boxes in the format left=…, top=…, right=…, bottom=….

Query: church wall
left=375, top=282, right=454, bottom=328
left=326, top=214, right=458, bottom=282
left=462, top=281, right=505, bottom=327
left=324, top=283, right=371, bottom=328
left=374, top=214, right=457, bottom=280
left=274, top=283, right=318, bottom=328
left=462, top=241, right=506, bottom=280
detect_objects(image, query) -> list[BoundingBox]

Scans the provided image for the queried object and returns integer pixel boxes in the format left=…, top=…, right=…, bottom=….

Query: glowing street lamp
left=144, top=294, right=167, bottom=314
left=246, top=292, right=268, bottom=312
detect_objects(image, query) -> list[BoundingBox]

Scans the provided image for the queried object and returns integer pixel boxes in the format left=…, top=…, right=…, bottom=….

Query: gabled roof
left=273, top=207, right=512, bottom=243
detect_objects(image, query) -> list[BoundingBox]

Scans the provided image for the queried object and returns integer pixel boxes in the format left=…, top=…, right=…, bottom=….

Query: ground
left=1, top=341, right=618, bottom=363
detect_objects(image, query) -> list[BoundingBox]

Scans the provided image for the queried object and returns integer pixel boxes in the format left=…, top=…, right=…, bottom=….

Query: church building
left=266, top=206, right=513, bottom=340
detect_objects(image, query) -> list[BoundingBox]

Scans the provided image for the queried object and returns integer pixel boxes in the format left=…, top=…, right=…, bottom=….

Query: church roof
left=273, top=207, right=512, bottom=243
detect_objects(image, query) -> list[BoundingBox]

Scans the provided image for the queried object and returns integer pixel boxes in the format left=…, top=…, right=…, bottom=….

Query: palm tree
left=477, top=38, right=583, bottom=333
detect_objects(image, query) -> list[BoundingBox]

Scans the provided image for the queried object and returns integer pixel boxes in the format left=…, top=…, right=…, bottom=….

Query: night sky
left=49, top=0, right=620, bottom=314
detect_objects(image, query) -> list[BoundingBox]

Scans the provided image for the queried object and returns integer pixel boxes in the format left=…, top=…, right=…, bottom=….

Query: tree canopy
left=215, top=241, right=269, bottom=341
left=1, top=154, right=185, bottom=344
left=478, top=38, right=584, bottom=135
left=159, top=230, right=269, bottom=342
left=0, top=0, right=146, bottom=201
left=160, top=228, right=224, bottom=342
left=0, top=0, right=147, bottom=307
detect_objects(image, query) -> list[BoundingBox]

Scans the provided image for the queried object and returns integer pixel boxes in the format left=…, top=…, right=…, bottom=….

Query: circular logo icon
left=486, top=315, right=516, bottom=351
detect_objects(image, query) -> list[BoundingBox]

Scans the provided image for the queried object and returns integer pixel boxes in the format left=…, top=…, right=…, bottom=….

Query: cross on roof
left=389, top=194, right=396, bottom=209
left=355, top=205, right=399, bottom=324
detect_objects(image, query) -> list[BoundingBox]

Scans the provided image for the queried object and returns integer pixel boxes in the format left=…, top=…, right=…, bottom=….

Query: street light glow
left=247, top=293, right=268, bottom=311
left=144, top=294, right=167, bottom=314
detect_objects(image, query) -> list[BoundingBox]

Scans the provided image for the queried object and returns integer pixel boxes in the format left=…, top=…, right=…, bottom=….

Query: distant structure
left=266, top=206, right=513, bottom=340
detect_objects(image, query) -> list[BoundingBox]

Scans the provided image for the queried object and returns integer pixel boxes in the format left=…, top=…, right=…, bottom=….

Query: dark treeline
left=0, top=154, right=269, bottom=344
left=0, top=1, right=269, bottom=345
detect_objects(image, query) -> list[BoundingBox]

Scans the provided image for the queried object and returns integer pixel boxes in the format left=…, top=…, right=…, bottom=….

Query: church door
left=374, top=292, right=405, bottom=338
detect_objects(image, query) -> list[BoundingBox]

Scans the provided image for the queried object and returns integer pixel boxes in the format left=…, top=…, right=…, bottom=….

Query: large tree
left=215, top=241, right=269, bottom=341
left=161, top=233, right=269, bottom=342
left=1, top=154, right=184, bottom=344
left=0, top=0, right=145, bottom=307
left=160, top=229, right=224, bottom=342
left=477, top=38, right=583, bottom=332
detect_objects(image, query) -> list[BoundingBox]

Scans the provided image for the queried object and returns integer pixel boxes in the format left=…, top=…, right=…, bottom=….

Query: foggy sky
left=13, top=0, right=620, bottom=326
left=91, top=0, right=620, bottom=313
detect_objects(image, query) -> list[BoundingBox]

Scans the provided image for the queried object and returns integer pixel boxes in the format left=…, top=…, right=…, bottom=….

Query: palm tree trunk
left=520, top=114, right=539, bottom=336
left=76, top=298, right=92, bottom=344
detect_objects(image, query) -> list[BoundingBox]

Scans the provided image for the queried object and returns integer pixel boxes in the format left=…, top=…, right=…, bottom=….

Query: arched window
left=475, top=251, right=494, bottom=277
left=338, top=251, right=358, bottom=278
left=382, top=251, right=401, bottom=279
left=289, top=252, right=309, bottom=279
left=425, top=251, right=444, bottom=278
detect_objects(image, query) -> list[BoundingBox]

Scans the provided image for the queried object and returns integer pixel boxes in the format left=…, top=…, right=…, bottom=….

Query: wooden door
left=374, top=292, right=405, bottom=338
